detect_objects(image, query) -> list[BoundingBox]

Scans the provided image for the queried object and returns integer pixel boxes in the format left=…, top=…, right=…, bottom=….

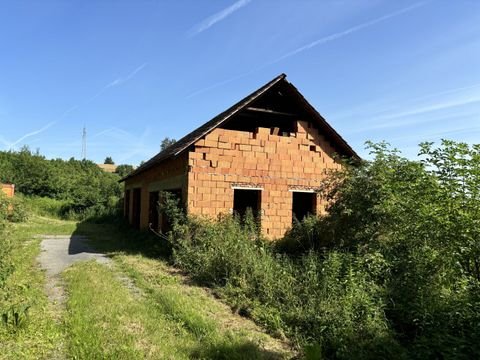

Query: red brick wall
left=187, top=121, right=342, bottom=239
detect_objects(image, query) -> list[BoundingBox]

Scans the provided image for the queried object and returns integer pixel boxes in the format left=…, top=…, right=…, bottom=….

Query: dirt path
left=36, top=235, right=294, bottom=358
left=37, top=235, right=111, bottom=304
left=38, top=235, right=142, bottom=304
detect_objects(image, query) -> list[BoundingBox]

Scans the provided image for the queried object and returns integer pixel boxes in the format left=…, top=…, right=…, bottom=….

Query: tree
left=161, top=137, right=176, bottom=151
left=104, top=156, right=114, bottom=165
left=115, top=164, right=134, bottom=178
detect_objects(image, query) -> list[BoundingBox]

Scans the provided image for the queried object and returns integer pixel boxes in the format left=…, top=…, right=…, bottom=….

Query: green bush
left=162, top=193, right=401, bottom=358
left=0, top=195, right=13, bottom=288
left=0, top=147, right=122, bottom=219
left=22, top=195, right=67, bottom=218
left=0, top=192, right=8, bottom=231
left=162, top=140, right=480, bottom=359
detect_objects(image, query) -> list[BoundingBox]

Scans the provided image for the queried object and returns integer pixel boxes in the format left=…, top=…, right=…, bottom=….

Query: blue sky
left=0, top=0, right=479, bottom=165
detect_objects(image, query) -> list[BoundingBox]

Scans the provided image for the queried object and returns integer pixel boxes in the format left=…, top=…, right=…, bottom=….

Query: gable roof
left=121, top=74, right=359, bottom=182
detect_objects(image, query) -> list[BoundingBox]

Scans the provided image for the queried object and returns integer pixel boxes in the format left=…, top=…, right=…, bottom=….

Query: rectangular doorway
left=233, top=189, right=262, bottom=222
left=124, top=189, right=130, bottom=220
left=132, top=188, right=141, bottom=229
left=160, top=188, right=183, bottom=233
left=292, top=191, right=316, bottom=223
left=149, top=191, right=159, bottom=231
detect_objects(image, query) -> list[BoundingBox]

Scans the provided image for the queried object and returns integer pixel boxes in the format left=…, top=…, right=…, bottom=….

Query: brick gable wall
left=187, top=121, right=342, bottom=239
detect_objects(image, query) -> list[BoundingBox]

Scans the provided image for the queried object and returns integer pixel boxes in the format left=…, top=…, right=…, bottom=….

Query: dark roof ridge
left=121, top=73, right=287, bottom=181
left=121, top=73, right=359, bottom=182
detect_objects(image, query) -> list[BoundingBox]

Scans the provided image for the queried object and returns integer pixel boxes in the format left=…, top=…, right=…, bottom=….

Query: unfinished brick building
left=121, top=74, right=359, bottom=239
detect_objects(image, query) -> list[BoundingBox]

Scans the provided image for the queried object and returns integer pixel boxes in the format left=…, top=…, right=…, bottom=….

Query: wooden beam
left=245, top=107, right=297, bottom=117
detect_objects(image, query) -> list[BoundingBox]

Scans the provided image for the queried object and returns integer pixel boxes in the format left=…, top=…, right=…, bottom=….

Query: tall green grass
left=167, top=210, right=400, bottom=359
left=162, top=139, right=480, bottom=359
left=0, top=216, right=77, bottom=359
left=21, top=194, right=121, bottom=221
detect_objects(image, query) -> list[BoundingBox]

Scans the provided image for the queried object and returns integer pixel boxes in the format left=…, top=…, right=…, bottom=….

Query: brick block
left=218, top=135, right=230, bottom=143
left=206, top=133, right=219, bottom=142
left=196, top=159, right=210, bottom=167
left=296, top=120, right=309, bottom=133
left=218, top=142, right=232, bottom=149
left=219, top=155, right=233, bottom=162
left=256, top=127, right=270, bottom=135
left=190, top=152, right=203, bottom=159
left=204, top=140, right=218, bottom=148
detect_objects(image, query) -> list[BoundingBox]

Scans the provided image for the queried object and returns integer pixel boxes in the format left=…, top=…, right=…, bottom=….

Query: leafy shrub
left=7, top=196, right=29, bottom=223
left=162, top=140, right=480, bottom=359
left=0, top=147, right=122, bottom=219
left=22, top=195, right=67, bottom=218
left=0, top=192, right=8, bottom=231
left=0, top=197, right=13, bottom=303
left=162, top=193, right=401, bottom=358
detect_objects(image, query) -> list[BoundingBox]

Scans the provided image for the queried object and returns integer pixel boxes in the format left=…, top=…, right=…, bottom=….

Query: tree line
left=0, top=147, right=126, bottom=218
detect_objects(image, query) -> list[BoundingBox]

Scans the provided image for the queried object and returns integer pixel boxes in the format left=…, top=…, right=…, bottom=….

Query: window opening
left=292, top=192, right=316, bottom=223
left=233, top=189, right=262, bottom=225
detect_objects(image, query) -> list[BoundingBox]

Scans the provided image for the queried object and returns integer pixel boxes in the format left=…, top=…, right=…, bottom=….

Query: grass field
left=0, top=216, right=292, bottom=359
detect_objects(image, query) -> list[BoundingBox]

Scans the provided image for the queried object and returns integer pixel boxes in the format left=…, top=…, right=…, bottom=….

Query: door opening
left=149, top=191, right=159, bottom=231
left=160, top=189, right=183, bottom=233
left=132, top=188, right=141, bottom=229
left=124, top=189, right=130, bottom=220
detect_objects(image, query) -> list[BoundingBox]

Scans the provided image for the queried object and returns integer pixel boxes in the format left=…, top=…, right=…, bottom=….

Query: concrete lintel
left=148, top=175, right=185, bottom=192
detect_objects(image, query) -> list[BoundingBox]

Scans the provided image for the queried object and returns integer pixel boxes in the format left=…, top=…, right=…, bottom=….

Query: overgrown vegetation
left=2, top=139, right=479, bottom=359
left=63, top=255, right=290, bottom=359
left=0, top=147, right=122, bottom=219
left=161, top=140, right=480, bottom=359
left=0, top=192, right=29, bottom=289
left=0, top=215, right=77, bottom=359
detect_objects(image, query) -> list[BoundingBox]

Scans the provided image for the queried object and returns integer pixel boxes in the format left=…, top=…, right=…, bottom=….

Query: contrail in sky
left=270, top=1, right=429, bottom=64
left=9, top=121, right=56, bottom=148
left=186, top=2, right=427, bottom=98
left=1, top=63, right=148, bottom=150
left=89, top=63, right=148, bottom=102
left=188, top=0, right=252, bottom=36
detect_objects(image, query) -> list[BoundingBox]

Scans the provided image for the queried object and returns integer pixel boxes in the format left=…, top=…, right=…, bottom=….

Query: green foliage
left=22, top=195, right=68, bottom=219
left=8, top=195, right=29, bottom=223
left=0, top=147, right=122, bottom=219
left=163, top=196, right=400, bottom=358
left=0, top=191, right=9, bottom=231
left=160, top=137, right=176, bottom=151
left=103, top=156, right=114, bottom=164
left=0, top=217, right=77, bottom=358
left=163, top=140, right=480, bottom=359
left=0, top=192, right=28, bottom=289
left=115, top=164, right=134, bottom=178
left=1, top=303, right=30, bottom=330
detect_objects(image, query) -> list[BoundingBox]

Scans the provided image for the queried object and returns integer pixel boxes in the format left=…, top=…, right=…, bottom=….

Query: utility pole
left=81, top=126, right=87, bottom=160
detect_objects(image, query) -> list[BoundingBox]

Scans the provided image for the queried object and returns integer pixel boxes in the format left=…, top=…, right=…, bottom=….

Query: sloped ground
left=1, top=217, right=294, bottom=359
left=37, top=235, right=111, bottom=305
